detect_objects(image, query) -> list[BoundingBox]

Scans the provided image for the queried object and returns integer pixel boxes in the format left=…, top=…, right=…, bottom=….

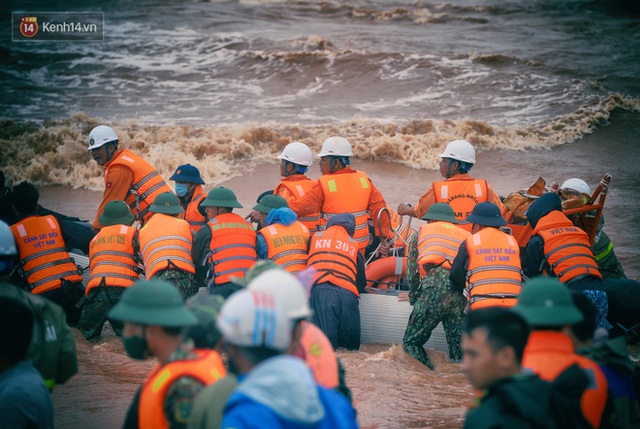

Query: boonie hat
left=252, top=194, right=288, bottom=214
left=466, top=202, right=507, bottom=227
left=169, top=164, right=205, bottom=185
left=99, top=200, right=134, bottom=226
left=184, top=294, right=225, bottom=348
left=149, top=192, right=184, bottom=215
left=421, top=203, right=459, bottom=223
left=512, top=277, right=583, bottom=327
left=248, top=269, right=313, bottom=320
left=217, top=288, right=292, bottom=352
left=200, top=187, right=243, bottom=208
left=109, top=279, right=197, bottom=327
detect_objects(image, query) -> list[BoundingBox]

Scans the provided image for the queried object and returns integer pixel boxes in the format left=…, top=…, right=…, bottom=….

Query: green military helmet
left=149, top=192, right=184, bottom=215
left=184, top=293, right=225, bottom=349
left=200, top=186, right=243, bottom=208
left=108, top=279, right=197, bottom=327
left=230, top=260, right=283, bottom=288
left=420, top=203, right=459, bottom=223
left=512, top=277, right=583, bottom=327
left=99, top=200, right=134, bottom=226
left=252, top=194, right=288, bottom=214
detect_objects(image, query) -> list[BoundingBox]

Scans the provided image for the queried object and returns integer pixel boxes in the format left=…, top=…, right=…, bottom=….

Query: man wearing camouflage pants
left=402, top=204, right=470, bottom=369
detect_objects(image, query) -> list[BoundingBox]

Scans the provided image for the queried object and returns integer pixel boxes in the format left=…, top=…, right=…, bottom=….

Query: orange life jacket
left=183, top=185, right=207, bottom=234
left=307, top=225, right=359, bottom=296
left=417, top=221, right=470, bottom=275
left=207, top=212, right=257, bottom=285
left=532, top=211, right=602, bottom=282
left=260, top=221, right=310, bottom=273
left=522, top=330, right=609, bottom=428
left=106, top=149, right=172, bottom=225
left=138, top=349, right=226, bottom=429
left=295, top=321, right=339, bottom=389
left=433, top=179, right=489, bottom=232
left=87, top=224, right=140, bottom=292
left=139, top=214, right=195, bottom=278
left=10, top=215, right=83, bottom=294
left=465, top=228, right=522, bottom=310
left=318, top=170, right=372, bottom=251
left=275, top=175, right=321, bottom=233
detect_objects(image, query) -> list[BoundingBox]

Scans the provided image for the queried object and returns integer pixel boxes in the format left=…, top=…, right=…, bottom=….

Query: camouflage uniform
left=403, top=236, right=466, bottom=369
left=78, top=286, right=126, bottom=341
left=154, top=268, right=199, bottom=301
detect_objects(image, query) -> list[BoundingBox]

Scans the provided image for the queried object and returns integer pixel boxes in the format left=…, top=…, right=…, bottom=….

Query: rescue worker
left=513, top=277, right=615, bottom=429
left=254, top=194, right=311, bottom=273
left=87, top=125, right=172, bottom=230
left=523, top=192, right=609, bottom=328
left=560, top=178, right=626, bottom=279
left=109, top=279, right=224, bottom=429
left=403, top=203, right=471, bottom=369
left=170, top=164, right=208, bottom=234
left=461, top=307, right=587, bottom=429
left=569, top=292, right=640, bottom=428
left=9, top=181, right=84, bottom=325
left=0, top=296, right=54, bottom=429
left=0, top=220, right=77, bottom=391
left=449, top=202, right=522, bottom=310
left=397, top=140, right=506, bottom=231
left=307, top=213, right=366, bottom=350
left=192, top=187, right=257, bottom=299
left=78, top=200, right=142, bottom=342
left=139, top=192, right=198, bottom=300
left=217, top=288, right=358, bottom=428
left=287, top=136, right=390, bottom=255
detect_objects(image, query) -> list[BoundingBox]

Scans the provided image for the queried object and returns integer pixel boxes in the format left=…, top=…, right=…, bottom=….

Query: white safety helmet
left=248, top=269, right=312, bottom=320
left=277, top=142, right=313, bottom=167
left=438, top=140, right=476, bottom=164
left=317, top=136, right=353, bottom=157
left=216, top=288, right=292, bottom=352
left=561, top=178, right=591, bottom=195
left=0, top=220, right=17, bottom=256
left=87, top=125, right=119, bottom=151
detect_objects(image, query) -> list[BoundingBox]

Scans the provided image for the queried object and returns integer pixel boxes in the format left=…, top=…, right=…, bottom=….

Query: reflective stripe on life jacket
left=87, top=224, right=140, bottom=292
left=433, top=179, right=489, bottom=231
left=183, top=186, right=207, bottom=234
left=275, top=175, right=321, bottom=233
left=533, top=211, right=602, bottom=282
left=207, top=212, right=257, bottom=285
left=139, top=214, right=195, bottom=279
left=106, top=149, right=172, bottom=225
left=10, top=215, right=83, bottom=294
left=138, top=349, right=225, bottom=429
left=260, top=222, right=310, bottom=273
left=307, top=225, right=359, bottom=296
left=465, top=228, right=522, bottom=310
left=318, top=170, right=372, bottom=251
left=417, top=221, right=470, bottom=275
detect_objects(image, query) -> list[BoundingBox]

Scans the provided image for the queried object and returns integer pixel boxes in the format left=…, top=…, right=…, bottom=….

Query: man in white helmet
left=287, top=136, right=390, bottom=255
left=397, top=139, right=506, bottom=232
left=559, top=178, right=626, bottom=279
left=87, top=125, right=172, bottom=231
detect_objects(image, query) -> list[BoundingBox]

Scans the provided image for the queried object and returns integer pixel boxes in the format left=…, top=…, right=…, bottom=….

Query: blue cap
left=466, top=202, right=507, bottom=227
left=170, top=164, right=205, bottom=185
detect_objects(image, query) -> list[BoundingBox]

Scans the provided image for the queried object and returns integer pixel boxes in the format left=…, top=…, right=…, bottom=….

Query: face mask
left=175, top=183, right=189, bottom=198
left=123, top=334, right=147, bottom=360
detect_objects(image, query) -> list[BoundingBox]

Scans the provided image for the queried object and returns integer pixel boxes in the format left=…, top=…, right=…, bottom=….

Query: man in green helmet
left=402, top=203, right=471, bottom=369
left=191, top=187, right=257, bottom=299
left=109, top=279, right=224, bottom=429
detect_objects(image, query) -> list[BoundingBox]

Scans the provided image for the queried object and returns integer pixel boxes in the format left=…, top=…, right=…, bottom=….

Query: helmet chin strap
left=105, top=142, right=118, bottom=163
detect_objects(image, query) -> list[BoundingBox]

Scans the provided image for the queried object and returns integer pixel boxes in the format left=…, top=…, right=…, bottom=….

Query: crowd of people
left=1, top=124, right=639, bottom=428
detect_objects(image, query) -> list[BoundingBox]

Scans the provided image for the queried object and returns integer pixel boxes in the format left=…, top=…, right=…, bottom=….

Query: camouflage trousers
left=78, top=286, right=126, bottom=341
left=403, top=267, right=466, bottom=369
left=154, top=269, right=199, bottom=301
